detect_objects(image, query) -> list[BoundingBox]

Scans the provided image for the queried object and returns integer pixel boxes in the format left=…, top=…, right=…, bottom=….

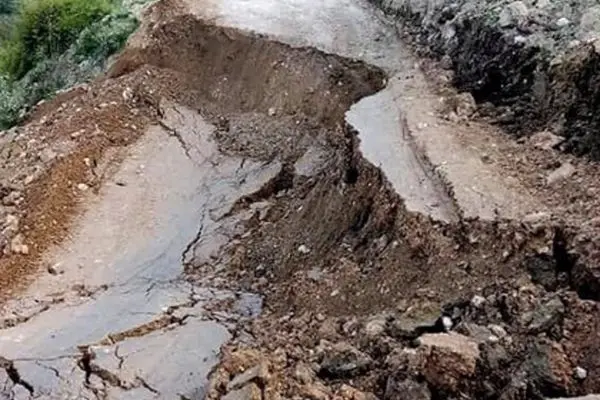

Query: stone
left=574, top=366, right=588, bottom=380
left=416, top=333, right=480, bottom=392
left=546, top=162, right=576, bottom=185
left=471, top=295, right=486, bottom=308
left=523, top=296, right=565, bottom=334
left=300, top=382, right=332, bottom=400
left=39, top=148, right=57, bottom=163
left=498, top=1, right=529, bottom=28
left=227, top=362, right=269, bottom=391
left=456, top=323, right=496, bottom=343
left=298, top=244, right=311, bottom=254
left=364, top=314, right=388, bottom=337
left=222, top=383, right=262, bottom=400
left=10, top=233, right=28, bottom=255
left=318, top=342, right=372, bottom=378
left=293, top=362, right=314, bottom=384
left=268, top=107, right=277, bottom=116
left=338, top=384, right=378, bottom=400
left=579, top=6, right=600, bottom=42
left=488, top=324, right=508, bottom=339
left=388, top=314, right=439, bottom=340
left=77, top=183, right=90, bottom=191
left=525, top=340, right=573, bottom=393
left=556, top=17, right=570, bottom=27
left=2, top=191, right=21, bottom=206
left=384, top=377, right=431, bottom=400
left=530, top=131, right=564, bottom=150
left=454, top=92, right=477, bottom=117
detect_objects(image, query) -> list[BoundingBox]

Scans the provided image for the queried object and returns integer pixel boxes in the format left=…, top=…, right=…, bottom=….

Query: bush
left=74, top=11, right=137, bottom=62
left=2, top=0, right=114, bottom=77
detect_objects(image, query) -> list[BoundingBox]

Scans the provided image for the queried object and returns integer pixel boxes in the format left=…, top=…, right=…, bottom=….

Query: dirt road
left=0, top=0, right=599, bottom=398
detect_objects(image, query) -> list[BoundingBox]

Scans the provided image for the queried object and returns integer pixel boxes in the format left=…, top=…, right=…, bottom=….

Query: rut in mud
left=0, top=3, right=599, bottom=399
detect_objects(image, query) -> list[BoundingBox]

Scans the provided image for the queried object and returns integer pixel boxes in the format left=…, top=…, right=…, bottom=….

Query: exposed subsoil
left=369, top=0, right=600, bottom=160
left=0, top=0, right=600, bottom=398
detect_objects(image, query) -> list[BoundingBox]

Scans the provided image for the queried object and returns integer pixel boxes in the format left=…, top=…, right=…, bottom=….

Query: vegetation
left=0, top=0, right=140, bottom=129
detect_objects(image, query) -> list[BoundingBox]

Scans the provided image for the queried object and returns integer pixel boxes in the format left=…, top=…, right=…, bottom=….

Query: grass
left=0, top=0, right=140, bottom=129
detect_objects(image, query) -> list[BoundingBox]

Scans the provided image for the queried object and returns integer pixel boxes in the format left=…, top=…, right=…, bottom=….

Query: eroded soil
left=0, top=0, right=599, bottom=399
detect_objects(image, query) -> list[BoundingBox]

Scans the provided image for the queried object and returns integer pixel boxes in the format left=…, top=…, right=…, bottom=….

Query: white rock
left=77, top=183, right=89, bottom=191
left=298, top=244, right=311, bottom=254
left=546, top=162, right=576, bottom=185
left=575, top=366, right=588, bottom=380
left=498, top=1, right=529, bottom=28
left=471, top=295, right=486, bottom=308
left=442, top=316, right=453, bottom=331
left=268, top=107, right=277, bottom=116
left=488, top=324, right=508, bottom=338
left=557, top=17, right=570, bottom=27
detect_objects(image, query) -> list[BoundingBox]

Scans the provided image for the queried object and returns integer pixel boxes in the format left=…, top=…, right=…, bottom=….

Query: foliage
left=0, top=0, right=140, bottom=129
left=74, top=10, right=137, bottom=61
left=1, top=0, right=113, bottom=77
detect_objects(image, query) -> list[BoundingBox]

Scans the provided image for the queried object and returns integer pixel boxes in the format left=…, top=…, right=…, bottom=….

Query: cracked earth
left=1, top=0, right=600, bottom=399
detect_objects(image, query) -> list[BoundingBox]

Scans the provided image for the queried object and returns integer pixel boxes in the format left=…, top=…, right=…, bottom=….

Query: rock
left=338, top=384, right=378, bottom=400
left=525, top=341, right=573, bottom=393
left=524, top=340, right=573, bottom=393
left=318, top=318, right=340, bottom=340
left=39, top=148, right=57, bottom=163
left=498, top=1, right=529, bottom=28
left=388, top=313, right=439, bottom=340
left=77, top=183, right=90, bottom=191
left=530, top=131, right=564, bottom=150
left=416, top=333, right=480, bottom=392
left=268, top=107, right=277, bottom=116
left=456, top=323, right=496, bottom=343
left=523, top=211, right=551, bottom=225
left=574, top=366, right=588, bottom=380
left=384, top=377, right=431, bottom=400
left=579, top=6, right=600, bottom=42
left=556, top=17, right=570, bottom=27
left=471, top=295, right=486, bottom=308
left=546, top=162, right=576, bottom=185
left=298, top=244, right=311, bottom=254
left=222, top=383, right=262, bottom=400
left=364, top=314, right=388, bottom=337
left=10, top=234, right=28, bottom=255
left=300, top=382, right=332, bottom=400
left=307, top=268, right=324, bottom=282
left=454, top=92, right=477, bottom=117
left=2, top=191, right=21, bottom=206
left=441, top=316, right=453, bottom=331
left=488, top=324, right=508, bottom=339
left=522, top=296, right=565, bottom=334
left=318, top=342, right=372, bottom=378
left=227, top=362, right=269, bottom=391
left=293, top=362, right=314, bottom=384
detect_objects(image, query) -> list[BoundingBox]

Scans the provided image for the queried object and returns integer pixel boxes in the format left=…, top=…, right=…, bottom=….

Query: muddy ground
left=0, top=0, right=599, bottom=398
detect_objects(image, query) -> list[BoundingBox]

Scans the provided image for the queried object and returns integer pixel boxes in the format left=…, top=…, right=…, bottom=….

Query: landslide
left=1, top=1, right=600, bottom=399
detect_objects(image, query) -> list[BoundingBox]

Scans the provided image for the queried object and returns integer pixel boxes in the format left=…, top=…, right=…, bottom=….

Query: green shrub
left=0, top=74, right=25, bottom=128
left=74, top=10, right=137, bottom=61
left=4, top=0, right=114, bottom=77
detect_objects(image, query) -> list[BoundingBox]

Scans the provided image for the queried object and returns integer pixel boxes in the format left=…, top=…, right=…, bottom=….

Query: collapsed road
left=0, top=0, right=599, bottom=399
